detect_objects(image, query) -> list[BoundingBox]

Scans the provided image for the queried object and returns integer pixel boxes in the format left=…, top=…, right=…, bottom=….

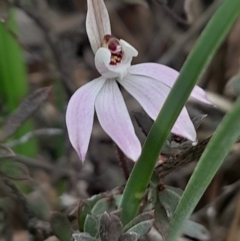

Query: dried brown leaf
left=0, top=87, right=51, bottom=141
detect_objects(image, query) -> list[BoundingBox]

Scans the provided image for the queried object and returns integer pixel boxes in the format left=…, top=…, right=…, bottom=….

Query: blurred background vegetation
left=0, top=0, right=240, bottom=240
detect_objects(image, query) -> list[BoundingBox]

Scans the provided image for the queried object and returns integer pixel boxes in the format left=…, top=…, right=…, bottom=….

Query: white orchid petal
left=86, top=0, right=111, bottom=53
left=129, top=63, right=212, bottom=105
left=66, top=77, right=106, bottom=162
left=95, top=80, right=141, bottom=161
left=120, top=39, right=138, bottom=63
left=95, top=40, right=138, bottom=79
left=95, top=48, right=119, bottom=78
left=119, top=74, right=196, bottom=141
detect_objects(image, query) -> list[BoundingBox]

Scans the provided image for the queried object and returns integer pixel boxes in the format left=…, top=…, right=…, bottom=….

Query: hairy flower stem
left=116, top=145, right=130, bottom=180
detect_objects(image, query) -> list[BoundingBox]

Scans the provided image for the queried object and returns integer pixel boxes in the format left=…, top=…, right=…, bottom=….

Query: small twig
left=0, top=87, right=51, bottom=142
left=2, top=174, right=52, bottom=239
left=158, top=0, right=222, bottom=65
left=12, top=155, right=89, bottom=183
left=156, top=0, right=190, bottom=26
left=12, top=155, right=54, bottom=171
left=192, top=180, right=240, bottom=219
left=116, top=146, right=130, bottom=180
left=10, top=0, right=73, bottom=96
left=1, top=174, right=34, bottom=220
left=155, top=137, right=211, bottom=178
left=8, top=128, right=63, bottom=147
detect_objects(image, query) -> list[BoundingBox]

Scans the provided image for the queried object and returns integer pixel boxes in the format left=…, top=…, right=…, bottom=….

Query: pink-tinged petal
left=129, top=63, right=212, bottom=105
left=66, top=77, right=106, bottom=161
left=86, top=0, right=111, bottom=53
left=119, top=74, right=196, bottom=141
left=95, top=40, right=138, bottom=80
left=95, top=80, right=141, bottom=161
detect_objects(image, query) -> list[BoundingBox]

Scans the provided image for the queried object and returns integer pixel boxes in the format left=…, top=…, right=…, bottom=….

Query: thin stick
left=156, top=0, right=190, bottom=26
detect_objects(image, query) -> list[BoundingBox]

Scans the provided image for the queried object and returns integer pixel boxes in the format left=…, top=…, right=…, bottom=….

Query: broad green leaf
left=158, top=187, right=181, bottom=218
left=50, top=212, right=73, bottom=241
left=84, top=214, right=98, bottom=237
left=183, top=220, right=209, bottom=241
left=126, top=220, right=153, bottom=239
left=123, top=211, right=154, bottom=232
left=0, top=10, right=38, bottom=156
left=78, top=200, right=92, bottom=231
left=91, top=196, right=121, bottom=216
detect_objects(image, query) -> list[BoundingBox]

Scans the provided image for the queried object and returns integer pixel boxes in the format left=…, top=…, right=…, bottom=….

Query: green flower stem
left=120, top=0, right=240, bottom=225
left=167, top=97, right=240, bottom=241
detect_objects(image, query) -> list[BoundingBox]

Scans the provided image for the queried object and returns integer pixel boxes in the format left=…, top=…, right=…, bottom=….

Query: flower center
left=102, top=35, right=123, bottom=66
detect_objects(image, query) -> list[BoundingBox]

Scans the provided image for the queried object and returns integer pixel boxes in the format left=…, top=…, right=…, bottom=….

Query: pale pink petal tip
left=95, top=80, right=141, bottom=162
left=66, top=77, right=106, bottom=162
left=119, top=74, right=197, bottom=142
left=129, top=63, right=213, bottom=105
left=170, top=107, right=197, bottom=142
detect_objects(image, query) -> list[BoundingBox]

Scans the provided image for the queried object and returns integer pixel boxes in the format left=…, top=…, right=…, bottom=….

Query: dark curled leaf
left=183, top=220, right=209, bottom=241
left=0, top=87, right=51, bottom=141
left=0, top=144, right=15, bottom=159
left=99, top=212, right=123, bottom=241
left=155, top=137, right=211, bottom=179
left=119, top=232, right=138, bottom=241
left=123, top=211, right=154, bottom=232
left=73, top=232, right=96, bottom=241
left=108, top=214, right=123, bottom=241
left=99, top=212, right=110, bottom=241
left=84, top=214, right=99, bottom=237
left=50, top=211, right=73, bottom=241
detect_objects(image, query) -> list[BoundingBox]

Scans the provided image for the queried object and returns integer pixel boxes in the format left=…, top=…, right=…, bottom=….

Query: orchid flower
left=66, top=0, right=212, bottom=162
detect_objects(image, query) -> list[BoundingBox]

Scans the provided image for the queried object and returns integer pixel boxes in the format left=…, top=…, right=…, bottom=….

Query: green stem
left=120, top=0, right=240, bottom=225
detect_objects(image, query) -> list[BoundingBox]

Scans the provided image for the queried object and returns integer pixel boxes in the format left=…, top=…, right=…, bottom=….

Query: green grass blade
left=0, top=10, right=38, bottom=156
left=120, top=0, right=240, bottom=225
left=166, top=97, right=240, bottom=241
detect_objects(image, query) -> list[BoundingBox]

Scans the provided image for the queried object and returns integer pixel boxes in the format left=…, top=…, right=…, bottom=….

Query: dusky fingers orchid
left=66, top=0, right=212, bottom=162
